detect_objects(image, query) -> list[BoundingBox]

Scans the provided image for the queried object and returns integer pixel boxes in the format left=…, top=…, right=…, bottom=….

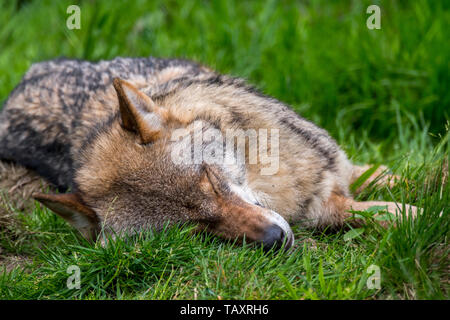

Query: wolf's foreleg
left=350, top=164, right=402, bottom=195
left=314, top=193, right=419, bottom=229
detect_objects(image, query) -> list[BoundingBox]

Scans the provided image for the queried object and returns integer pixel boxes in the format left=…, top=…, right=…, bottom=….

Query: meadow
left=0, top=0, right=448, bottom=299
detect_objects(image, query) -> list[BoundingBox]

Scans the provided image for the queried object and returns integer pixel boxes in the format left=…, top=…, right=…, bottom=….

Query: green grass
left=0, top=0, right=449, bottom=299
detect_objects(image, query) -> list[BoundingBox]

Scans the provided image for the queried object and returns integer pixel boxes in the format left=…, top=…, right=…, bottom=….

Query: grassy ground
left=0, top=0, right=448, bottom=299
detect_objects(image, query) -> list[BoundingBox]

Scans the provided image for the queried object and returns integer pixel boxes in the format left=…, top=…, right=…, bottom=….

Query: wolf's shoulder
left=25, top=56, right=205, bottom=79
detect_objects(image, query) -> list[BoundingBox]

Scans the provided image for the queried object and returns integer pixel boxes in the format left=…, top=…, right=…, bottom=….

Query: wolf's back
left=0, top=57, right=208, bottom=190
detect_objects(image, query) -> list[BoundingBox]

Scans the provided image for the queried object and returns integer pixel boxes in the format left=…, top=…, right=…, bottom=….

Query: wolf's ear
left=113, top=78, right=166, bottom=144
left=32, top=192, right=100, bottom=241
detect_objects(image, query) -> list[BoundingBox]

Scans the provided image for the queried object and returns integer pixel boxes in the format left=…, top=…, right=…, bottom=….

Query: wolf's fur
left=0, top=57, right=419, bottom=249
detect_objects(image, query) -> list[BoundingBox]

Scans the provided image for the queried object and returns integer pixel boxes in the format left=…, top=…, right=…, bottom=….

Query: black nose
left=262, top=224, right=286, bottom=251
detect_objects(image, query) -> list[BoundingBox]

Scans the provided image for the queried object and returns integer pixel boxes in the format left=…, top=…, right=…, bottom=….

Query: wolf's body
left=0, top=57, right=417, bottom=249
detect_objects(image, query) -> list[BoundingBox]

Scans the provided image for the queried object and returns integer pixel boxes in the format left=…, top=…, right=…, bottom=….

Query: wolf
left=0, top=57, right=419, bottom=250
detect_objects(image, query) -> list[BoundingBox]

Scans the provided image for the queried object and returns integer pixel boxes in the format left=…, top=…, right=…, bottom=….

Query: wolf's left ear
left=113, top=78, right=166, bottom=144
left=32, top=192, right=100, bottom=241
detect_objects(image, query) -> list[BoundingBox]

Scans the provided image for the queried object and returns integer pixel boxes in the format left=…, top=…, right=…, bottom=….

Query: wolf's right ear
left=32, top=192, right=100, bottom=241
left=113, top=78, right=167, bottom=144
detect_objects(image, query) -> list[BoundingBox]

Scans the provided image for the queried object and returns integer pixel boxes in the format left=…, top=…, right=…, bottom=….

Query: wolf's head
left=33, top=78, right=294, bottom=250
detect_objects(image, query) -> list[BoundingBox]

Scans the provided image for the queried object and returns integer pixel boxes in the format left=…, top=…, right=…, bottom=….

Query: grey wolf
left=0, top=57, right=419, bottom=250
